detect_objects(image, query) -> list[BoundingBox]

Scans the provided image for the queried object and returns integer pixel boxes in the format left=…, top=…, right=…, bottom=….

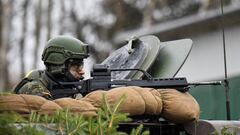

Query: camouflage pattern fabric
left=17, top=81, right=52, bottom=100
left=14, top=69, right=80, bottom=100
left=14, top=70, right=53, bottom=100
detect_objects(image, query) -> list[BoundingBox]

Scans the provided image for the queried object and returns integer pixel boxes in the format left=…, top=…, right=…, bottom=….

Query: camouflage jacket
left=13, top=70, right=53, bottom=100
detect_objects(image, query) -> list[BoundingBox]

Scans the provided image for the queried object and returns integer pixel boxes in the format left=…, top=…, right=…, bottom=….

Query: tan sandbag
left=0, top=94, right=48, bottom=114
left=82, top=87, right=163, bottom=116
left=82, top=90, right=107, bottom=108
left=0, top=94, right=30, bottom=114
left=149, top=88, right=163, bottom=115
left=19, top=94, right=47, bottom=110
left=106, top=87, right=145, bottom=115
left=131, top=86, right=162, bottom=115
left=82, top=88, right=145, bottom=115
left=159, top=89, right=200, bottom=123
left=54, top=98, right=97, bottom=117
left=38, top=101, right=62, bottom=115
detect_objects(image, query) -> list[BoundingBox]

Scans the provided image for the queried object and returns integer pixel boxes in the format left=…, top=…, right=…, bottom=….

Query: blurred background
left=0, top=0, right=240, bottom=119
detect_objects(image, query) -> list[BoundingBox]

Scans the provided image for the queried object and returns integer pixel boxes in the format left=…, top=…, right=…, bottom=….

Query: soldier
left=13, top=36, right=89, bottom=100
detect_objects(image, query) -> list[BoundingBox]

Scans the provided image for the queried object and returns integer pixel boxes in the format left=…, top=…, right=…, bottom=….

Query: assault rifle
left=50, top=64, right=221, bottom=99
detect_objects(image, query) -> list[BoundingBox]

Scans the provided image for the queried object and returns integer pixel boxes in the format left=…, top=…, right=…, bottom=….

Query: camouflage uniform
left=14, top=70, right=53, bottom=100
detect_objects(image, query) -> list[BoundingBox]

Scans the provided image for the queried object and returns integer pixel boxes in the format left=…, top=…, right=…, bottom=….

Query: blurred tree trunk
left=59, top=0, right=66, bottom=35
left=47, top=0, right=53, bottom=40
left=70, top=0, right=85, bottom=40
left=142, top=0, right=157, bottom=26
left=103, top=0, right=142, bottom=39
left=19, top=0, right=29, bottom=78
left=0, top=0, right=14, bottom=90
left=69, top=0, right=84, bottom=37
left=0, top=0, right=4, bottom=90
left=33, top=0, right=42, bottom=69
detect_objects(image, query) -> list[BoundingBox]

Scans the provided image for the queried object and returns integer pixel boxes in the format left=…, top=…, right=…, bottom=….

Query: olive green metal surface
left=131, top=35, right=162, bottom=79
left=148, top=39, right=193, bottom=78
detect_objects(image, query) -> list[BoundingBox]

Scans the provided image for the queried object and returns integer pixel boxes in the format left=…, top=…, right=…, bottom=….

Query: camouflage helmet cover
left=42, top=36, right=89, bottom=65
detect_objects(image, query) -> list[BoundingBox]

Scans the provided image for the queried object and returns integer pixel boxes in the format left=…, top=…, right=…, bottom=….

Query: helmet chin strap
left=46, top=64, right=66, bottom=80
left=51, top=68, right=64, bottom=76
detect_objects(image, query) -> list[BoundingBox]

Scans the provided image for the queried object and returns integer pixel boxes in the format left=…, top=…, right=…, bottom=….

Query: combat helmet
left=42, top=36, right=89, bottom=79
left=42, top=36, right=89, bottom=65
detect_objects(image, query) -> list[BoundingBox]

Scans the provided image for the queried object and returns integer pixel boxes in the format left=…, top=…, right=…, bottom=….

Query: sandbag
left=0, top=94, right=30, bottom=114
left=82, top=90, right=107, bottom=108
left=83, top=87, right=146, bottom=115
left=19, top=94, right=47, bottom=110
left=149, top=88, right=163, bottom=115
left=131, top=86, right=162, bottom=115
left=38, top=101, right=62, bottom=115
left=0, top=94, right=47, bottom=114
left=106, top=86, right=146, bottom=115
left=159, top=89, right=200, bottom=123
left=54, top=98, right=97, bottom=117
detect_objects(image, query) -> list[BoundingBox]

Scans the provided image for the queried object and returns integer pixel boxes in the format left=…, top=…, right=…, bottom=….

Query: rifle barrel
left=188, top=81, right=222, bottom=86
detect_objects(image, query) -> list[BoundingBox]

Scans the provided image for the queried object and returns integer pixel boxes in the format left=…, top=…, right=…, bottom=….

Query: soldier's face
left=68, top=64, right=84, bottom=80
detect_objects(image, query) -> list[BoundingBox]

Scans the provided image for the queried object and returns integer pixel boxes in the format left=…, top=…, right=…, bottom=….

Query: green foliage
left=0, top=92, right=14, bottom=96
left=130, top=124, right=150, bottom=135
left=0, top=112, right=45, bottom=135
left=213, top=126, right=240, bottom=135
left=0, top=112, right=25, bottom=135
left=0, top=94, right=149, bottom=135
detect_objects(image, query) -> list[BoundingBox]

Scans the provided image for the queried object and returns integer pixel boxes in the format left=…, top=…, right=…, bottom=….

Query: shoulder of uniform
left=17, top=81, right=52, bottom=99
left=13, top=70, right=45, bottom=94
left=25, top=69, right=44, bottom=80
left=17, top=81, right=44, bottom=93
